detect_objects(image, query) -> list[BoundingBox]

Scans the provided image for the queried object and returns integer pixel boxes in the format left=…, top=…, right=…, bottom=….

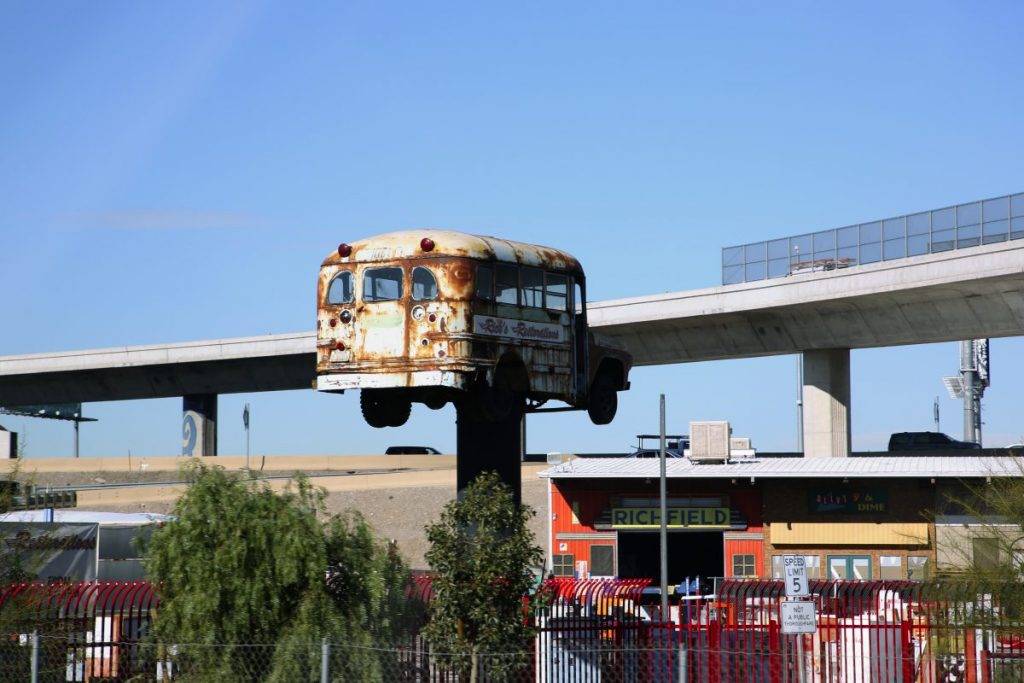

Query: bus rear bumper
left=316, top=370, right=470, bottom=392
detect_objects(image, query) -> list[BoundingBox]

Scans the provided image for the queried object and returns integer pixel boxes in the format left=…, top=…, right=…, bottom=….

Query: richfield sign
left=473, top=316, right=564, bottom=343
left=611, top=507, right=731, bottom=529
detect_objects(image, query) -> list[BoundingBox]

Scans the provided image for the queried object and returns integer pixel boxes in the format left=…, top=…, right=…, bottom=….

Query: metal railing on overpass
left=723, top=191, right=1024, bottom=285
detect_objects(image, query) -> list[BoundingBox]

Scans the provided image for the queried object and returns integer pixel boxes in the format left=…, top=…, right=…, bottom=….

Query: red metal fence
left=1, top=578, right=1022, bottom=681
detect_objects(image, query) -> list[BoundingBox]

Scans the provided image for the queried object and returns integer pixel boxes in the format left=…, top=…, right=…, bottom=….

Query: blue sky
left=2, top=2, right=1022, bottom=458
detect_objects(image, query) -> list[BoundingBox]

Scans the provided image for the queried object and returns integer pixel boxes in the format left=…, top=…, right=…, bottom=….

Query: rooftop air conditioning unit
left=689, top=421, right=731, bottom=462
left=730, top=437, right=751, bottom=450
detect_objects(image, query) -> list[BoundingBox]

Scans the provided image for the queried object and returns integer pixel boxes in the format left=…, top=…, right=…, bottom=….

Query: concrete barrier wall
left=8, top=454, right=456, bottom=474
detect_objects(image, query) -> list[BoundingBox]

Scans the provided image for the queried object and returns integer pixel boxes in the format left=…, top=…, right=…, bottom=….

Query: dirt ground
left=80, top=468, right=550, bottom=570
left=320, top=476, right=550, bottom=568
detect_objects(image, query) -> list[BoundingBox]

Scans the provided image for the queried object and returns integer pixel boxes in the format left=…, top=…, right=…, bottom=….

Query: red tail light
left=337, top=243, right=352, bottom=257
left=335, top=340, right=346, bottom=350
left=328, top=318, right=338, bottom=328
left=420, top=237, right=435, bottom=252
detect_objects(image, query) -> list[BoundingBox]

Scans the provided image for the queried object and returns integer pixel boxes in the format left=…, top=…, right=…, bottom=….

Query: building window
left=771, top=555, right=821, bottom=579
left=552, top=554, right=575, bottom=577
left=907, top=556, right=930, bottom=581
left=590, top=546, right=614, bottom=577
left=828, top=555, right=871, bottom=580
left=732, top=554, right=757, bottom=577
left=880, top=556, right=903, bottom=580
left=973, top=537, right=1001, bottom=571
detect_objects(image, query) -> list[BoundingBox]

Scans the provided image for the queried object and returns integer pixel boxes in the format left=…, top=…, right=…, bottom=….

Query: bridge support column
left=802, top=349, right=851, bottom=458
left=0, top=426, right=16, bottom=459
left=455, top=404, right=522, bottom=505
left=183, top=394, right=217, bottom=457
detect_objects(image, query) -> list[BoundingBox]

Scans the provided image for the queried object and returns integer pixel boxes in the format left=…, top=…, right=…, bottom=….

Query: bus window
left=363, top=267, right=403, bottom=302
left=521, top=267, right=544, bottom=308
left=545, top=272, right=568, bottom=311
left=476, top=264, right=494, bottom=300
left=495, top=264, right=519, bottom=305
left=327, top=271, right=354, bottom=304
left=412, top=267, right=438, bottom=301
left=574, top=281, right=584, bottom=313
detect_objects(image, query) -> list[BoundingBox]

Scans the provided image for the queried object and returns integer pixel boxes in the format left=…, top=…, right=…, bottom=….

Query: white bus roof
left=321, top=229, right=583, bottom=275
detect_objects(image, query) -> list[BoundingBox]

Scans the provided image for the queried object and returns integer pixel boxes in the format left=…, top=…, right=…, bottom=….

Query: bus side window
left=412, top=267, right=438, bottom=301
left=574, top=281, right=585, bottom=314
left=476, top=264, right=494, bottom=300
left=545, top=272, right=568, bottom=311
left=495, top=264, right=519, bottom=305
left=521, top=267, right=544, bottom=308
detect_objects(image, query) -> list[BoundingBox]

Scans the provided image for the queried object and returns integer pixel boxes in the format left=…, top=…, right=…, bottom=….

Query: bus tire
left=360, top=389, right=409, bottom=429
left=587, top=371, right=618, bottom=425
left=385, top=398, right=412, bottom=427
left=424, top=396, right=447, bottom=410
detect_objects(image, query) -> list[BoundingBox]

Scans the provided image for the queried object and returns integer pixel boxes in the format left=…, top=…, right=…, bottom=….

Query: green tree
left=423, top=471, right=543, bottom=680
left=143, top=462, right=413, bottom=681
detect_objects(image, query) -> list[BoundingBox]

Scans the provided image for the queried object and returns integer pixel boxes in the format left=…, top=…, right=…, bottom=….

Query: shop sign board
left=780, top=601, right=817, bottom=634
left=0, top=522, right=98, bottom=580
left=783, top=555, right=809, bottom=597
left=611, top=507, right=730, bottom=529
left=808, top=488, right=887, bottom=514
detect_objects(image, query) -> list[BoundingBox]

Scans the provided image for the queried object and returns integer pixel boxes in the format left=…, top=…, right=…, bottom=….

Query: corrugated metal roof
left=539, top=456, right=1024, bottom=480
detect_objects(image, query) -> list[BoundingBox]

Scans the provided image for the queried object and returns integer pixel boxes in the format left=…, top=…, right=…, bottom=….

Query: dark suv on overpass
left=888, top=431, right=981, bottom=452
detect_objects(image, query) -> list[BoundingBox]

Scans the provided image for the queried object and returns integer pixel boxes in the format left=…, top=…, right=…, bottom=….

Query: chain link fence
left=1, top=633, right=698, bottom=682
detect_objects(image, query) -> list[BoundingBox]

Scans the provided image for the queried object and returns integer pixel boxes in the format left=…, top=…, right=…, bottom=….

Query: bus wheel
left=360, top=389, right=410, bottom=428
left=587, top=372, right=618, bottom=425
left=424, top=396, right=447, bottom=410
left=386, top=398, right=412, bottom=427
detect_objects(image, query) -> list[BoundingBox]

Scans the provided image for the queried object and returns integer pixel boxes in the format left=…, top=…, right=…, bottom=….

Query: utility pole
left=933, top=396, right=940, bottom=433
left=658, top=394, right=668, bottom=622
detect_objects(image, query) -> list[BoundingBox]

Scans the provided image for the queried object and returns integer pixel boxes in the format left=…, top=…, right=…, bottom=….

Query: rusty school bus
left=315, top=230, right=632, bottom=428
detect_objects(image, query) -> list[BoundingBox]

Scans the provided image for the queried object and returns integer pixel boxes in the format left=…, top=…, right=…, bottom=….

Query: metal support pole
left=30, top=630, right=39, bottom=683
left=74, top=420, right=80, bottom=459
left=520, top=414, right=526, bottom=462
left=961, top=341, right=978, bottom=444
left=796, top=634, right=807, bottom=683
left=933, top=396, right=940, bottom=433
left=320, top=637, right=329, bottom=683
left=659, top=394, right=668, bottom=621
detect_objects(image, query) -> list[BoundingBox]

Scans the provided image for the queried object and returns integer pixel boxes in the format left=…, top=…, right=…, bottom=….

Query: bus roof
left=321, top=229, right=584, bottom=276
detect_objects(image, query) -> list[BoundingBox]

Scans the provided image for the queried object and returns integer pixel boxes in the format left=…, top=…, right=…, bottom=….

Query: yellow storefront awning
left=771, top=522, right=929, bottom=546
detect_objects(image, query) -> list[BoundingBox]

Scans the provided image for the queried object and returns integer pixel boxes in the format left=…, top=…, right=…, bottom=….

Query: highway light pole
left=659, top=394, right=668, bottom=621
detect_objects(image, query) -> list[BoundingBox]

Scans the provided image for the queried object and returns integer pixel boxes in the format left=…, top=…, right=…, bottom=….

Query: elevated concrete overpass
left=589, top=239, right=1024, bottom=364
left=2, top=239, right=1023, bottom=457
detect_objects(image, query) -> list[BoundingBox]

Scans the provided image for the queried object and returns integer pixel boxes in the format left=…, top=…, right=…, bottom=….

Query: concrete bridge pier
left=802, top=349, right=851, bottom=458
left=183, top=394, right=217, bottom=457
left=455, top=403, right=522, bottom=505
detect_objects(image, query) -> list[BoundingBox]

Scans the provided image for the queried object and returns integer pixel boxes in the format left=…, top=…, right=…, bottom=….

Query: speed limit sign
left=783, top=555, right=809, bottom=597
